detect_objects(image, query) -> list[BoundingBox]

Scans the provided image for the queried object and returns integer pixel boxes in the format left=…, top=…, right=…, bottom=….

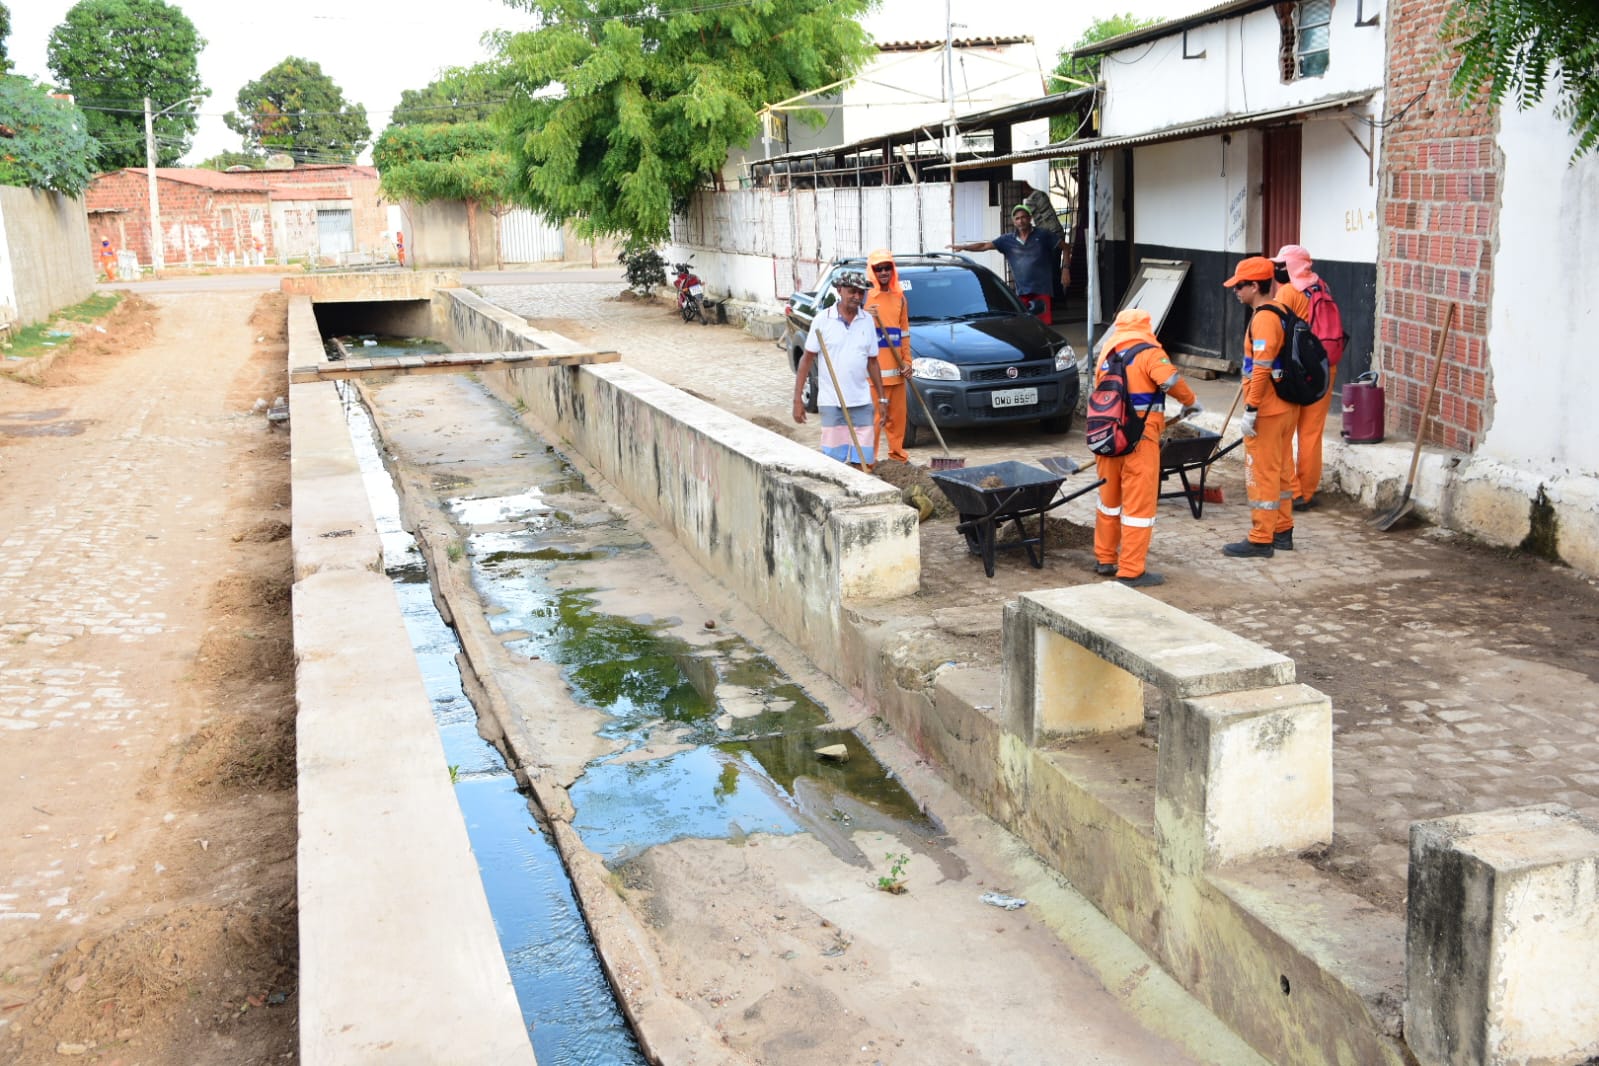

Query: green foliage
left=225, top=56, right=371, bottom=164
left=46, top=0, right=206, bottom=169
left=1443, top=0, right=1599, bottom=157
left=1051, top=13, right=1162, bottom=142
left=196, top=150, right=264, bottom=171
left=1, top=292, right=122, bottom=362
left=373, top=121, right=510, bottom=204
left=618, top=242, right=667, bottom=295
left=391, top=67, right=502, bottom=127
left=497, top=0, right=879, bottom=244
left=1, top=3, right=12, bottom=75
left=875, top=851, right=909, bottom=893
left=0, top=76, right=102, bottom=194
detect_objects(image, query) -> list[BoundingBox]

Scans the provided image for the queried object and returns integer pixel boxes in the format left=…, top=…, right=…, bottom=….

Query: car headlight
left=1054, top=342, right=1078, bottom=373
left=911, top=357, right=960, bottom=381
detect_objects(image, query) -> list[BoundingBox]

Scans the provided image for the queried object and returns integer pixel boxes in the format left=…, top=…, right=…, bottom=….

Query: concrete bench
left=1002, top=582, right=1331, bottom=869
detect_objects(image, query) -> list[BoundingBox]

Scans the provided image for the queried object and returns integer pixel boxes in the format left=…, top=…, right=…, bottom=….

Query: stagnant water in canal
left=336, top=338, right=942, bottom=1061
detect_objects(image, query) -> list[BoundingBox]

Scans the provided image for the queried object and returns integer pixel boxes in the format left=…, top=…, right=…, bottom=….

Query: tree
left=225, top=57, right=371, bottom=164
left=196, top=149, right=264, bottom=171
left=0, top=76, right=102, bottom=195
left=1051, top=13, right=1161, bottom=141
left=1, top=4, right=13, bottom=75
left=46, top=0, right=206, bottom=169
left=374, top=121, right=512, bottom=269
left=1444, top=0, right=1599, bottom=156
left=390, top=67, right=502, bottom=127
left=497, top=0, right=879, bottom=244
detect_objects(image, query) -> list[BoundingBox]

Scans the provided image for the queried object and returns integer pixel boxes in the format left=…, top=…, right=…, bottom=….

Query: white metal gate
left=316, top=209, right=355, bottom=255
left=499, top=209, right=566, bottom=263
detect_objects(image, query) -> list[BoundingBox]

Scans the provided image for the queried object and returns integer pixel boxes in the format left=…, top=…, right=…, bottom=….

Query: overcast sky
left=8, top=0, right=1204, bottom=164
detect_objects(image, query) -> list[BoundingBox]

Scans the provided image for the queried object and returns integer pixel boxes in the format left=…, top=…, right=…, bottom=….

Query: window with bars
left=1297, top=0, right=1332, bottom=76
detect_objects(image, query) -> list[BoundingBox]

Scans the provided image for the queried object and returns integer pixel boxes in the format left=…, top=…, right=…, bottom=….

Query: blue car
left=782, top=253, right=1079, bottom=446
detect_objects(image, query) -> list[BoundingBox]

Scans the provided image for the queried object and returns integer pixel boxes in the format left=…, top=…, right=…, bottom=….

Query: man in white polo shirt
left=792, top=270, right=886, bottom=469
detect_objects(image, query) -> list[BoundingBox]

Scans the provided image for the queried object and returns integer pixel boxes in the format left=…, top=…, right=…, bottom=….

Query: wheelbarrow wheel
left=959, top=513, right=985, bottom=555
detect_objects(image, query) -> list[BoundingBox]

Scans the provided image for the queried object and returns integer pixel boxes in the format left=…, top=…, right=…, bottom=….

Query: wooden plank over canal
left=290, top=349, right=621, bottom=383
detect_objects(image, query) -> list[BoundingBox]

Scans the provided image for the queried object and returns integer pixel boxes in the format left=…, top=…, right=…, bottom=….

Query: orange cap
left=1222, top=256, right=1277, bottom=287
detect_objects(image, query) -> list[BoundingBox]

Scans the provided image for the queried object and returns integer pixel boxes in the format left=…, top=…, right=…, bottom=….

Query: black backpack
left=1085, top=342, right=1155, bottom=457
left=1252, top=305, right=1330, bottom=405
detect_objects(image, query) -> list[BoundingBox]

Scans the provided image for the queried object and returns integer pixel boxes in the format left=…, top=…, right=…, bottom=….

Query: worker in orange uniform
left=1274, top=244, right=1346, bottom=510
left=865, top=249, right=911, bottom=462
left=395, top=230, right=405, bottom=267
left=1222, top=256, right=1299, bottom=558
left=97, top=238, right=117, bottom=282
left=1092, top=307, right=1200, bottom=588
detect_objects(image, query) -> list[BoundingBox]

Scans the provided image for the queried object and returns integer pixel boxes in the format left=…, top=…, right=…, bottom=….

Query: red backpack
left=1085, top=342, right=1154, bottom=457
left=1303, top=282, right=1347, bottom=368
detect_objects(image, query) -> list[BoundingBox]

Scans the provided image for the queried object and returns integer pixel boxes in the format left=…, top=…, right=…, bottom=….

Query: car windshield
left=901, top=265, right=1023, bottom=322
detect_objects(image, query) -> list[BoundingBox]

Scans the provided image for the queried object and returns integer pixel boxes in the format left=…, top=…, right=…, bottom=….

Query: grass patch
left=3, top=292, right=124, bottom=362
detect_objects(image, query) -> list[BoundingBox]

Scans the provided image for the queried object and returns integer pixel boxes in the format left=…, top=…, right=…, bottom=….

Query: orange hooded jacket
left=865, top=250, right=910, bottom=380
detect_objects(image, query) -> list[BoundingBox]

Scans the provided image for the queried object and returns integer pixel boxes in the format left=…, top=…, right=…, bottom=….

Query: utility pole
left=144, top=96, right=164, bottom=273
left=943, top=0, right=957, bottom=162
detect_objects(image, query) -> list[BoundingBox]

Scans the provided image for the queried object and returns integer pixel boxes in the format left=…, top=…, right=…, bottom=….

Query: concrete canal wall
left=285, top=288, right=537, bottom=1065
left=435, top=287, right=920, bottom=673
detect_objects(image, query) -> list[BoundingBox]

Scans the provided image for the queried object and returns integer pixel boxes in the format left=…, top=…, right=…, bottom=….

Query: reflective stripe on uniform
left=880, top=368, right=901, bottom=378
left=1121, top=514, right=1155, bottom=528
left=1098, top=503, right=1122, bottom=517
left=1279, top=491, right=1294, bottom=500
left=1250, top=500, right=1280, bottom=511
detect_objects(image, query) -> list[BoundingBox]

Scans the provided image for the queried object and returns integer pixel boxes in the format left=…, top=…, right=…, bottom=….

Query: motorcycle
left=671, top=259, right=711, bottom=325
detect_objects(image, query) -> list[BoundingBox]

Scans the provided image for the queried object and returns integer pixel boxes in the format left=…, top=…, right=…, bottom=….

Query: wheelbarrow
left=1158, top=430, right=1242, bottom=519
left=930, top=460, right=1106, bottom=578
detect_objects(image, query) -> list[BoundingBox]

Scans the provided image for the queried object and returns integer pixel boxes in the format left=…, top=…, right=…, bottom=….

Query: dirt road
left=0, top=291, right=297, bottom=1064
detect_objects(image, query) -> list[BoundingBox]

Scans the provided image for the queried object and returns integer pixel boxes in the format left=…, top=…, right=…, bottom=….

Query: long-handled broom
left=868, top=308, right=963, bottom=470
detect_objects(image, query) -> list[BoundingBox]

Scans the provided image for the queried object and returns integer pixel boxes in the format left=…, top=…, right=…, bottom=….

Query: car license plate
left=689, top=283, right=704, bottom=296
left=990, top=387, right=1037, bottom=408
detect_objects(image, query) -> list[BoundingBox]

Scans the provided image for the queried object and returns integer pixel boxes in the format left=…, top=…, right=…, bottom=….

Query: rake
left=868, top=307, right=963, bottom=470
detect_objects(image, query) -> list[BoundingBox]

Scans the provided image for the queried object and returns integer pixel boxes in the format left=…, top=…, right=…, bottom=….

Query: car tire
left=1039, top=412, right=1073, bottom=434
left=903, top=419, right=920, bottom=449
left=794, top=352, right=819, bottom=414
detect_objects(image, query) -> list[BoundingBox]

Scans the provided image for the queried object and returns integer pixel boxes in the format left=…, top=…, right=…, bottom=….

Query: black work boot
left=1222, top=539, right=1274, bottom=558
left=1273, top=530, right=1294, bottom=551
left=1094, top=562, right=1117, bottom=576
left=1118, top=571, right=1166, bottom=588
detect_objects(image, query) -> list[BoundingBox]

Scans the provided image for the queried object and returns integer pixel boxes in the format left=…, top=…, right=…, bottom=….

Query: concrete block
left=281, top=269, right=460, bottom=303
left=1406, top=804, right=1599, bottom=1066
left=833, top=504, right=920, bottom=600
left=1157, top=684, right=1333, bottom=873
left=1005, top=584, right=1295, bottom=743
left=1020, top=583, right=1295, bottom=698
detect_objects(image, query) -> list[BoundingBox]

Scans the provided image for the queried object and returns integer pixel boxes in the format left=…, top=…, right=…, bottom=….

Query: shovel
left=1373, top=300, right=1456, bottom=531
left=813, top=330, right=872, bottom=471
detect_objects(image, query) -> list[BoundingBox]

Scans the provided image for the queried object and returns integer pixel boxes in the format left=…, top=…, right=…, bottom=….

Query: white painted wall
left=1135, top=138, right=1233, bottom=251
left=1100, top=2, right=1386, bottom=136
left=1481, top=96, right=1599, bottom=474
left=0, top=196, right=16, bottom=329
left=1300, top=113, right=1381, bottom=262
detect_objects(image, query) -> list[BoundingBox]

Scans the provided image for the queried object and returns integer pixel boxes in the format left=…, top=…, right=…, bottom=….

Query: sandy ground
left=0, top=292, right=297, bottom=1064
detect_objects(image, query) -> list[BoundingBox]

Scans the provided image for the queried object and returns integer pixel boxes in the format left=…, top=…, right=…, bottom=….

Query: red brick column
left=1377, top=0, right=1498, bottom=452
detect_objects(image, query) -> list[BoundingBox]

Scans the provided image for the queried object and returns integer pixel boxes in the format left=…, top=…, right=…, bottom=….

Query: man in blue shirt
left=949, top=204, right=1068, bottom=324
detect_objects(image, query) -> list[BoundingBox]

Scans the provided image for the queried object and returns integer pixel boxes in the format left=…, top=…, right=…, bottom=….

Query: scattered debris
left=980, top=892, right=1028, bottom=910
left=815, top=744, right=849, bottom=761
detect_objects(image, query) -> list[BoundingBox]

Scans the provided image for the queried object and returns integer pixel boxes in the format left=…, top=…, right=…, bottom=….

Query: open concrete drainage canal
left=335, top=338, right=946, bottom=1061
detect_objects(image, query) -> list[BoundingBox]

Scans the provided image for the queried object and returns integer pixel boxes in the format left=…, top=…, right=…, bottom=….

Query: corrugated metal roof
left=1072, top=0, right=1278, bottom=59
left=876, top=36, right=1033, bottom=52
left=943, top=91, right=1373, bottom=170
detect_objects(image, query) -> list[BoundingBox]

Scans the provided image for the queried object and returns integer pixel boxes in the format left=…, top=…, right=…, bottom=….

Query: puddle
left=0, top=408, right=70, bottom=421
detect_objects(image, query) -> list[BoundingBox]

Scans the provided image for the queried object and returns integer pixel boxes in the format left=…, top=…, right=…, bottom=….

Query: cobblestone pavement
left=482, top=281, right=1599, bottom=910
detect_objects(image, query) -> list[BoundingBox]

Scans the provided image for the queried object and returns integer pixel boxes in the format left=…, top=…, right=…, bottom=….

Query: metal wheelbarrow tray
left=930, top=460, right=1105, bottom=578
left=1158, top=430, right=1243, bottom=519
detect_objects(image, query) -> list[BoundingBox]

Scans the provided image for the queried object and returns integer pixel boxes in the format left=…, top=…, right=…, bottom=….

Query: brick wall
left=1376, top=0, right=1499, bottom=452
